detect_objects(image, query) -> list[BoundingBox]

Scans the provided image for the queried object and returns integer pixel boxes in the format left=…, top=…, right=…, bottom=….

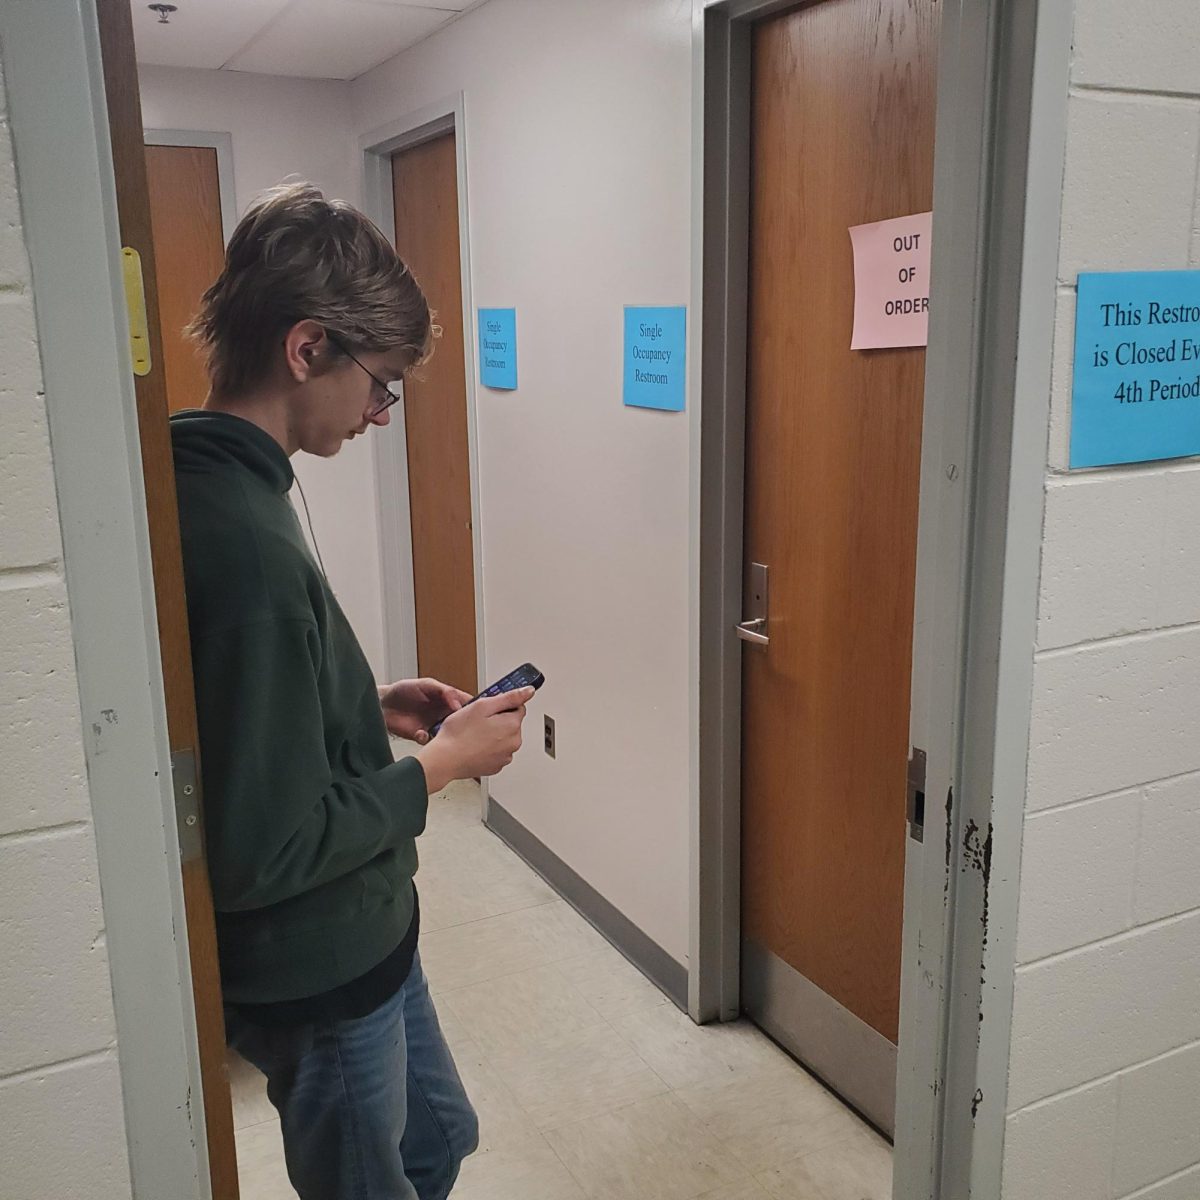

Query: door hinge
left=907, top=747, right=927, bottom=843
left=171, top=747, right=202, bottom=864
left=120, top=246, right=152, bottom=377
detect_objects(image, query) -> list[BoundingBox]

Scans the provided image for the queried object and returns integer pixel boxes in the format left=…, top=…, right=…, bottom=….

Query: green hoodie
left=171, top=410, right=427, bottom=1005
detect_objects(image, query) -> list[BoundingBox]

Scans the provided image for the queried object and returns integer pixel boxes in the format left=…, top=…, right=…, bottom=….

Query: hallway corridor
left=229, top=781, right=892, bottom=1200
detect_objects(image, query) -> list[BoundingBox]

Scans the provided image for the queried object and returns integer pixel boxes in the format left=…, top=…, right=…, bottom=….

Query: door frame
left=689, top=0, right=1072, bottom=1197
left=0, top=4, right=209, bottom=1197
left=359, top=98, right=487, bottom=729
left=143, top=128, right=238, bottom=244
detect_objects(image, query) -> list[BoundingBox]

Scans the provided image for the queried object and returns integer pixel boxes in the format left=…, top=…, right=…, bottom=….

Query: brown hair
left=188, top=181, right=434, bottom=396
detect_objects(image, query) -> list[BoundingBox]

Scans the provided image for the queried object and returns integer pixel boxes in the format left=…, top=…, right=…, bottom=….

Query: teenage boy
left=171, top=181, right=528, bottom=1199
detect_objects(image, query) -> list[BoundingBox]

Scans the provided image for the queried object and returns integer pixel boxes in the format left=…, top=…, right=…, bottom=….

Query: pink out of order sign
left=848, top=211, right=933, bottom=351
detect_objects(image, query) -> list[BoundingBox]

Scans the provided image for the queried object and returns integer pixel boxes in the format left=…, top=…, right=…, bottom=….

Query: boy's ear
left=284, top=320, right=328, bottom=382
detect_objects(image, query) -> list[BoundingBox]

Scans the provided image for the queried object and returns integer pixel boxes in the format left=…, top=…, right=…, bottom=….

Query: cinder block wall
left=0, top=53, right=132, bottom=1200
left=1002, top=4, right=1200, bottom=1198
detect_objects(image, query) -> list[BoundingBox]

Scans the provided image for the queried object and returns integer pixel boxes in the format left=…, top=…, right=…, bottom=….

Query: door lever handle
left=736, top=617, right=769, bottom=646
left=737, top=562, right=770, bottom=647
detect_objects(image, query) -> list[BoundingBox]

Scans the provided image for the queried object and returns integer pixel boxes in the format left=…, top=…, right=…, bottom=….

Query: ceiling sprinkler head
left=148, top=3, right=178, bottom=23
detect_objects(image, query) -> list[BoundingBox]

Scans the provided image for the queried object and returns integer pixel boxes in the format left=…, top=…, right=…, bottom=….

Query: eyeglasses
left=327, top=335, right=405, bottom=418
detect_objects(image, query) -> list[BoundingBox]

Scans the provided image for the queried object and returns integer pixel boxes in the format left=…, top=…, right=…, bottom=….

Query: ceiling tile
left=226, top=0, right=453, bottom=80
left=132, top=0, right=294, bottom=70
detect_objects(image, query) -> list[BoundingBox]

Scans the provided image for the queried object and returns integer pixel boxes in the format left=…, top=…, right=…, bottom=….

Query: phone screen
left=428, top=662, right=545, bottom=737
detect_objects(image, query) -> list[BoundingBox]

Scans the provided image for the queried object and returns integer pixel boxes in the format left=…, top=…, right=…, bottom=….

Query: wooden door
left=95, top=3, right=239, bottom=1195
left=739, top=0, right=939, bottom=1134
left=391, top=133, right=478, bottom=694
left=145, top=143, right=225, bottom=411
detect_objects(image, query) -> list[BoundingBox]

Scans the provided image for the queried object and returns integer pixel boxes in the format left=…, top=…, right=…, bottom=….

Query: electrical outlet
left=544, top=714, right=556, bottom=759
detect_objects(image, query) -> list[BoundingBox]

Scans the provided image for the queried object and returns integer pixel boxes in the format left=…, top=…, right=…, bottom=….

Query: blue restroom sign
left=478, top=308, right=517, bottom=390
left=623, top=306, right=686, bottom=412
left=1071, top=271, right=1200, bottom=468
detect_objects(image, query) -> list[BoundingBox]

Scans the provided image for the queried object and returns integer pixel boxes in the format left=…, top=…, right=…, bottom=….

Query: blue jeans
left=225, top=952, right=479, bottom=1199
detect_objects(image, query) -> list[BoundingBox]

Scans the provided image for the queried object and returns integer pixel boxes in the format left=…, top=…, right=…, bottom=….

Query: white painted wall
left=0, top=55, right=132, bottom=1200
left=137, top=65, right=388, bottom=678
left=351, top=0, right=694, bottom=962
left=1002, top=4, right=1200, bottom=1197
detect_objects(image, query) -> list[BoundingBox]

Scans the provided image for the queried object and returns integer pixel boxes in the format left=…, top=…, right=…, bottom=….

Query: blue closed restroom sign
left=1071, top=270, right=1200, bottom=468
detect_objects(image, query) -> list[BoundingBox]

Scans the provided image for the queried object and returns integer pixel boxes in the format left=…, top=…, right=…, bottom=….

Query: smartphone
left=428, top=662, right=546, bottom=737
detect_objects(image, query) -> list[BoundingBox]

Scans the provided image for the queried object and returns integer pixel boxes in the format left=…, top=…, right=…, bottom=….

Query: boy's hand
left=379, top=678, right=473, bottom=744
left=416, top=688, right=534, bottom=794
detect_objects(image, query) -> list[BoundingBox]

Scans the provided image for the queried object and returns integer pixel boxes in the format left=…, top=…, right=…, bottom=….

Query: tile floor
left=229, top=780, right=892, bottom=1199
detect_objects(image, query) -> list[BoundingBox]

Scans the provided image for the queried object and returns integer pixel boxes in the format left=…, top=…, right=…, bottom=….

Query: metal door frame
left=687, top=0, right=1073, bottom=1195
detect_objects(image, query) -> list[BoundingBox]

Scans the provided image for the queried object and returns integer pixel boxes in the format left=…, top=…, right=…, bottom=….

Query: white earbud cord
left=291, top=474, right=329, bottom=582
